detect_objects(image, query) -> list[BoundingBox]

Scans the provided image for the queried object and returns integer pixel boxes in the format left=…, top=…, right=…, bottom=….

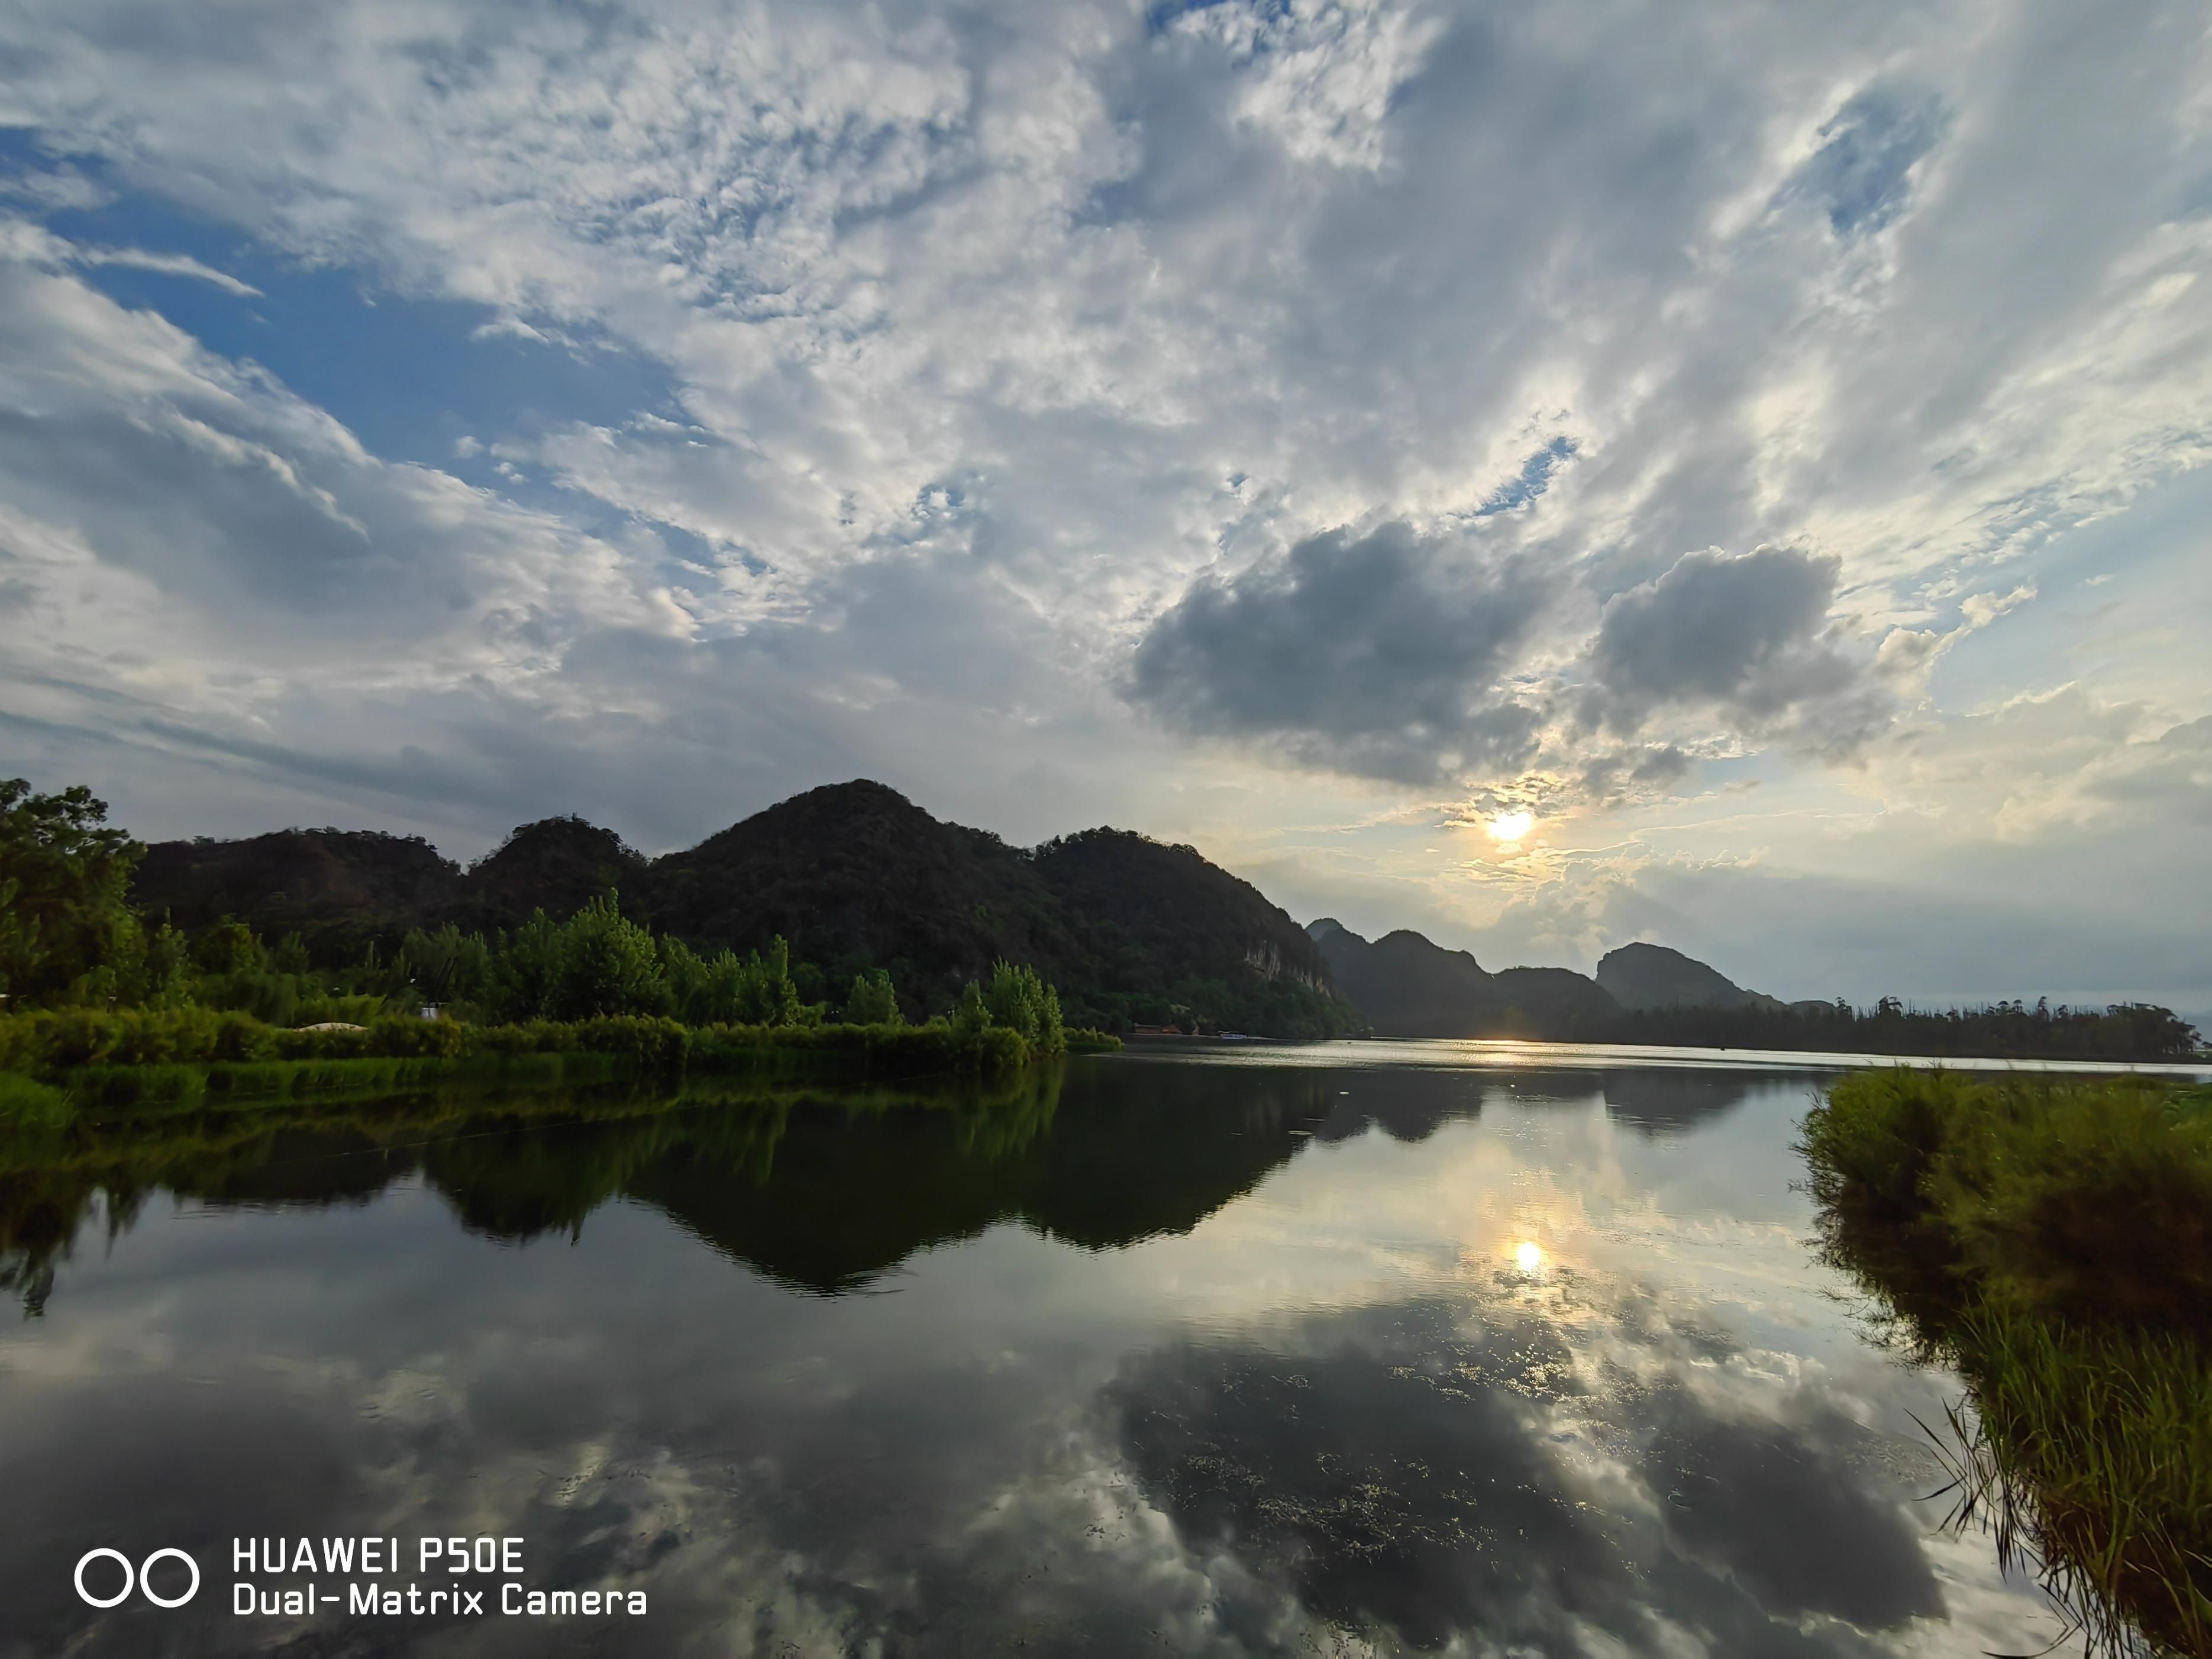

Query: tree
left=547, top=894, right=668, bottom=1019
left=658, top=935, right=802, bottom=1026
left=845, top=967, right=900, bottom=1026
left=0, top=779, right=144, bottom=1006
left=399, top=923, right=492, bottom=1008
left=486, top=911, right=566, bottom=1022
left=956, top=960, right=1064, bottom=1056
left=727, top=937, right=801, bottom=1026
left=193, top=918, right=264, bottom=976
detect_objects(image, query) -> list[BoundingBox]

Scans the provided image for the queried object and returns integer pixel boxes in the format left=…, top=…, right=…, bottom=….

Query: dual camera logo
left=75, top=1547, right=201, bottom=1609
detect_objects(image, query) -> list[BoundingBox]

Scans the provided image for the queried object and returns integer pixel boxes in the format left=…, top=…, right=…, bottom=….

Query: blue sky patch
left=1477, top=437, right=1578, bottom=517
left=1788, top=87, right=1948, bottom=237
left=5, top=137, right=681, bottom=473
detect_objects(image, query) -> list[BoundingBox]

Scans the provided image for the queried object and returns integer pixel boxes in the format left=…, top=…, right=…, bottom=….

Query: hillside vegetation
left=88, top=779, right=1364, bottom=1040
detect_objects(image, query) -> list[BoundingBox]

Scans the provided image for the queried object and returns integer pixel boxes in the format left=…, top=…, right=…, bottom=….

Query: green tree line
left=0, top=779, right=1073, bottom=1060
left=1607, top=994, right=2200, bottom=1062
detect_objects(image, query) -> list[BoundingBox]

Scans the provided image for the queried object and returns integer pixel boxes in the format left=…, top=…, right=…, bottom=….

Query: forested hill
left=131, top=780, right=1360, bottom=1038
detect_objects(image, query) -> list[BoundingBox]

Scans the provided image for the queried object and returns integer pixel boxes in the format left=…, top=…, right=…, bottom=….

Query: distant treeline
left=1607, top=996, right=2200, bottom=1063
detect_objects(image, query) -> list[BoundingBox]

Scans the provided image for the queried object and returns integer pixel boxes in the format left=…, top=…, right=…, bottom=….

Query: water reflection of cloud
left=1, top=1063, right=2065, bottom=1657
left=1110, top=1292, right=1943, bottom=1655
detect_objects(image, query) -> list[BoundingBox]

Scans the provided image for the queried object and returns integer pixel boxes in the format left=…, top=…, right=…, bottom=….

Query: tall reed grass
left=1801, top=1071, right=2212, bottom=1657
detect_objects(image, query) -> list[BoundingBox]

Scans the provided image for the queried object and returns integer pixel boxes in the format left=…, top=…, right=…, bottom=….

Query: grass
left=1801, top=1071, right=2212, bottom=1657
left=1932, top=1310, right=2212, bottom=1657
left=56, top=1051, right=625, bottom=1112
left=0, top=1007, right=1123, bottom=1126
left=0, top=1071, right=68, bottom=1126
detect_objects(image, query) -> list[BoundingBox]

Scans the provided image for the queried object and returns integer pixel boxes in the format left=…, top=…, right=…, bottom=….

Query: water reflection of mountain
left=628, top=1065, right=1349, bottom=1292
left=1596, top=1069, right=1764, bottom=1134
left=1, top=1058, right=1797, bottom=1312
left=4, top=1063, right=1358, bottom=1306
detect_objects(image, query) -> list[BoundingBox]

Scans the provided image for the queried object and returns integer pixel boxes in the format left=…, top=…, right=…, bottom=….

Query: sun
left=1514, top=1241, right=1544, bottom=1273
left=1488, top=811, right=1534, bottom=842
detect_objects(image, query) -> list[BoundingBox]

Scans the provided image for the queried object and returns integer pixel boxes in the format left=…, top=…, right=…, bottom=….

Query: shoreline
left=1113, top=1034, right=2212, bottom=1075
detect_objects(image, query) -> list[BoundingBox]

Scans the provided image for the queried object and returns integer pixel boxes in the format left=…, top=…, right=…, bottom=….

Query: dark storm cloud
left=1583, top=546, right=1887, bottom=751
left=1127, top=521, right=1551, bottom=783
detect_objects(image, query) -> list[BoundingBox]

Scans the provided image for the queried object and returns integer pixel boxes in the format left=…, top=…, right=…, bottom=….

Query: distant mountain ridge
left=124, top=786, right=2197, bottom=1058
left=1308, top=920, right=1772, bottom=1040
left=132, top=780, right=1359, bottom=1038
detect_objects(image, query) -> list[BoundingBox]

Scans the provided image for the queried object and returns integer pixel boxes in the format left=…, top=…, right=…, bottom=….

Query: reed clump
left=1800, top=1071, right=2212, bottom=1656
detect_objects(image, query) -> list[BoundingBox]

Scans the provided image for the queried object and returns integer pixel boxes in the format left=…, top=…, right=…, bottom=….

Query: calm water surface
left=0, top=1047, right=2102, bottom=1656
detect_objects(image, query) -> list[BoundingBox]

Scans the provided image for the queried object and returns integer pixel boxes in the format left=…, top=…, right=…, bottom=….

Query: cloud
left=1127, top=521, right=1552, bottom=784
left=1959, top=581, right=2036, bottom=630
left=0, top=231, right=663, bottom=670
left=75, top=244, right=261, bottom=295
left=1583, top=545, right=1888, bottom=753
left=0, top=0, right=2206, bottom=995
left=0, top=243, right=1176, bottom=854
left=0, top=163, right=114, bottom=211
left=1875, top=580, right=2037, bottom=697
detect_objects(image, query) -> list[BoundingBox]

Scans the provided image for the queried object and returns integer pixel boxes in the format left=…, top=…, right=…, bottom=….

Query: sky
left=0, top=0, right=2207, bottom=1011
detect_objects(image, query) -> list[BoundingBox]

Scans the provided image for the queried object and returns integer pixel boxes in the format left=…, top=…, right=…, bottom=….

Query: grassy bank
left=1800, top=1070, right=2212, bottom=1656
left=0, top=1006, right=1120, bottom=1123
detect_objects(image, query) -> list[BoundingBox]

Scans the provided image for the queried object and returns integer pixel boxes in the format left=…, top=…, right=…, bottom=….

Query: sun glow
left=1514, top=1241, right=1544, bottom=1273
left=1488, top=811, right=1534, bottom=842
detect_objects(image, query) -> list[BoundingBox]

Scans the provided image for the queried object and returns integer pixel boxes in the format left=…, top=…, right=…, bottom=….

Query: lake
left=2, top=1043, right=2179, bottom=1657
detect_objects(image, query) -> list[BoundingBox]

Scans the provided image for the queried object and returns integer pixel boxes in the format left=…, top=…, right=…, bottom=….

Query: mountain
left=1307, top=921, right=1491, bottom=1037
left=1034, top=830, right=1338, bottom=1035
left=1594, top=941, right=1774, bottom=1012
left=642, top=780, right=1083, bottom=1015
left=128, top=780, right=1361, bottom=1038
left=134, top=816, right=655, bottom=950
left=458, top=816, right=649, bottom=934
left=641, top=789, right=1355, bottom=1034
left=133, top=829, right=462, bottom=959
left=1307, top=919, right=1617, bottom=1040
